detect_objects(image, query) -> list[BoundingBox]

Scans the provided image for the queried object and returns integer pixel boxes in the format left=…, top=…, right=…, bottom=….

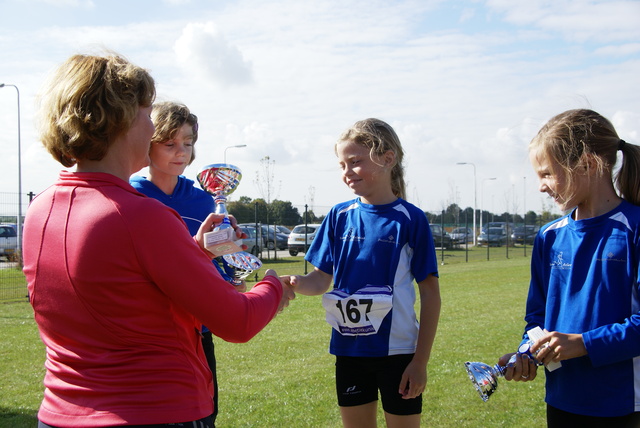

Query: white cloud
left=594, top=43, right=640, bottom=57
left=0, top=0, right=638, bottom=217
left=486, top=0, right=640, bottom=43
left=174, top=22, right=253, bottom=87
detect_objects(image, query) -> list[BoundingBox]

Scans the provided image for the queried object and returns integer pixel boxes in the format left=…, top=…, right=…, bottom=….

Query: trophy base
left=223, top=251, right=263, bottom=279
left=204, top=229, right=243, bottom=257
left=464, top=361, right=503, bottom=402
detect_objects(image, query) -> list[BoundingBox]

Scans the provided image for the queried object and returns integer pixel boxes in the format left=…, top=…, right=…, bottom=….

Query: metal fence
left=1, top=191, right=27, bottom=301
left=0, top=193, right=538, bottom=301
left=0, top=264, right=27, bottom=301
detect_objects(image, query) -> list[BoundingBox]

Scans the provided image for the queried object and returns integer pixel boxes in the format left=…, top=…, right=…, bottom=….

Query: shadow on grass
left=0, top=408, right=38, bottom=428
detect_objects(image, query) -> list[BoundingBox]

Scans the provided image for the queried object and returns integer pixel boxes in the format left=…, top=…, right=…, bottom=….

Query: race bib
left=322, top=285, right=393, bottom=336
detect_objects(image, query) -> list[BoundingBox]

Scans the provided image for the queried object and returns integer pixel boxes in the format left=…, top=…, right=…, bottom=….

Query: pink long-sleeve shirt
left=23, top=171, right=282, bottom=427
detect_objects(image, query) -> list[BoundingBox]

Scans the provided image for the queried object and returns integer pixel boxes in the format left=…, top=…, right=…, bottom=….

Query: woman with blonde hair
left=25, top=52, right=293, bottom=428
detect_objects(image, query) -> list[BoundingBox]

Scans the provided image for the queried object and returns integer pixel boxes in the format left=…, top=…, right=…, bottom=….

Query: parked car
left=238, top=223, right=288, bottom=251
left=272, top=225, right=291, bottom=236
left=477, top=227, right=507, bottom=247
left=271, top=229, right=289, bottom=250
left=287, top=224, right=322, bottom=256
left=430, top=224, right=453, bottom=249
left=449, top=227, right=473, bottom=245
left=483, top=222, right=514, bottom=235
left=511, top=225, right=539, bottom=245
left=0, top=224, right=18, bottom=261
left=239, top=225, right=264, bottom=256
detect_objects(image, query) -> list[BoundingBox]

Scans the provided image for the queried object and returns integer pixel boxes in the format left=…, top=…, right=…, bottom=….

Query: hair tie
left=618, top=139, right=627, bottom=151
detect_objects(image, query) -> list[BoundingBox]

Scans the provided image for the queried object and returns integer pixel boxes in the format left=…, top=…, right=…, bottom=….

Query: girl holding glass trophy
left=498, top=109, right=640, bottom=427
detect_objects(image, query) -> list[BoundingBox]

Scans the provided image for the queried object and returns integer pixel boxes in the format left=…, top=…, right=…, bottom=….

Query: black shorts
left=335, top=354, right=422, bottom=416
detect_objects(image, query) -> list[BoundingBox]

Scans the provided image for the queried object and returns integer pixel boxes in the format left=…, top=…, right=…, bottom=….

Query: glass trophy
left=197, top=163, right=244, bottom=257
left=197, top=163, right=262, bottom=280
left=464, top=326, right=561, bottom=402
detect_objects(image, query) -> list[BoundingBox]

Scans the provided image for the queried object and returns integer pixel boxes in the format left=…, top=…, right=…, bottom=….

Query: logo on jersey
left=341, top=227, right=365, bottom=242
left=597, top=251, right=626, bottom=263
left=550, top=251, right=571, bottom=270
left=378, top=234, right=396, bottom=244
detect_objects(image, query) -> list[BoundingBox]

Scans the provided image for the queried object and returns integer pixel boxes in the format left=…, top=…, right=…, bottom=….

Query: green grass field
left=0, top=252, right=546, bottom=427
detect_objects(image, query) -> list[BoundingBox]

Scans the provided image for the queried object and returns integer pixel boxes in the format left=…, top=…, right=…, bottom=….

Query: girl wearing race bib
left=283, top=118, right=441, bottom=428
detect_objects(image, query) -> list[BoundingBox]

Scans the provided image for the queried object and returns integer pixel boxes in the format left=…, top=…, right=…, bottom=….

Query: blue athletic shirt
left=130, top=175, right=215, bottom=236
left=524, top=199, right=640, bottom=417
left=306, top=197, right=438, bottom=357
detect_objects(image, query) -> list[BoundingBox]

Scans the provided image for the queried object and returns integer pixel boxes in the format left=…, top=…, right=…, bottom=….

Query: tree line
left=428, top=204, right=561, bottom=227
left=227, top=196, right=325, bottom=227
left=226, top=198, right=562, bottom=229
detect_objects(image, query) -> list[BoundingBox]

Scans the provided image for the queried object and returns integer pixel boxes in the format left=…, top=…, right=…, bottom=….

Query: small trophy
left=464, top=327, right=561, bottom=402
left=197, top=163, right=262, bottom=280
left=464, top=361, right=506, bottom=402
left=197, top=163, right=244, bottom=257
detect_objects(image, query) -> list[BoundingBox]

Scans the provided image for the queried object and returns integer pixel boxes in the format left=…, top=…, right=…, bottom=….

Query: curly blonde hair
left=38, top=52, right=156, bottom=167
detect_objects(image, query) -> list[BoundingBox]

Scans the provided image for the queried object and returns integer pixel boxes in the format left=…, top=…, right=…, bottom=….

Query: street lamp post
left=0, top=83, right=22, bottom=262
left=481, top=177, right=497, bottom=232
left=456, top=162, right=476, bottom=245
left=224, top=144, right=247, bottom=164
left=523, top=176, right=527, bottom=256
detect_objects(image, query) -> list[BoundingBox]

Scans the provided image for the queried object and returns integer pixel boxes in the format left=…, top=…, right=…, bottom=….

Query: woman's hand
left=264, top=269, right=295, bottom=314
left=195, top=213, right=248, bottom=256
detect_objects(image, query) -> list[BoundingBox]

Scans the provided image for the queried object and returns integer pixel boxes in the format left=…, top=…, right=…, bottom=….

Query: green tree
left=227, top=197, right=256, bottom=223
left=524, top=210, right=537, bottom=225
left=270, top=200, right=302, bottom=226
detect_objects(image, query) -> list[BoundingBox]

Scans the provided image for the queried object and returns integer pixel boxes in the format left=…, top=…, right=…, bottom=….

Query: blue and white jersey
left=525, top=199, right=640, bottom=417
left=130, top=175, right=214, bottom=236
left=306, top=197, right=438, bottom=357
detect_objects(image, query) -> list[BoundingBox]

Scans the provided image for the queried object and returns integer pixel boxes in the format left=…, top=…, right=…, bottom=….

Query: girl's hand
left=497, top=352, right=538, bottom=382
left=280, top=275, right=301, bottom=289
left=227, top=215, right=248, bottom=250
left=530, top=331, right=587, bottom=364
left=232, top=280, right=247, bottom=293
left=398, top=358, right=427, bottom=399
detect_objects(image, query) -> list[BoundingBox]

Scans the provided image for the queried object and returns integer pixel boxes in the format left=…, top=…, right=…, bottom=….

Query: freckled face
left=149, top=123, right=194, bottom=177
left=336, top=139, right=390, bottom=204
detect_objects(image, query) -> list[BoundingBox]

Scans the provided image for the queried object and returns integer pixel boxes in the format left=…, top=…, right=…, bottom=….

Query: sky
left=1, top=0, right=639, bottom=220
